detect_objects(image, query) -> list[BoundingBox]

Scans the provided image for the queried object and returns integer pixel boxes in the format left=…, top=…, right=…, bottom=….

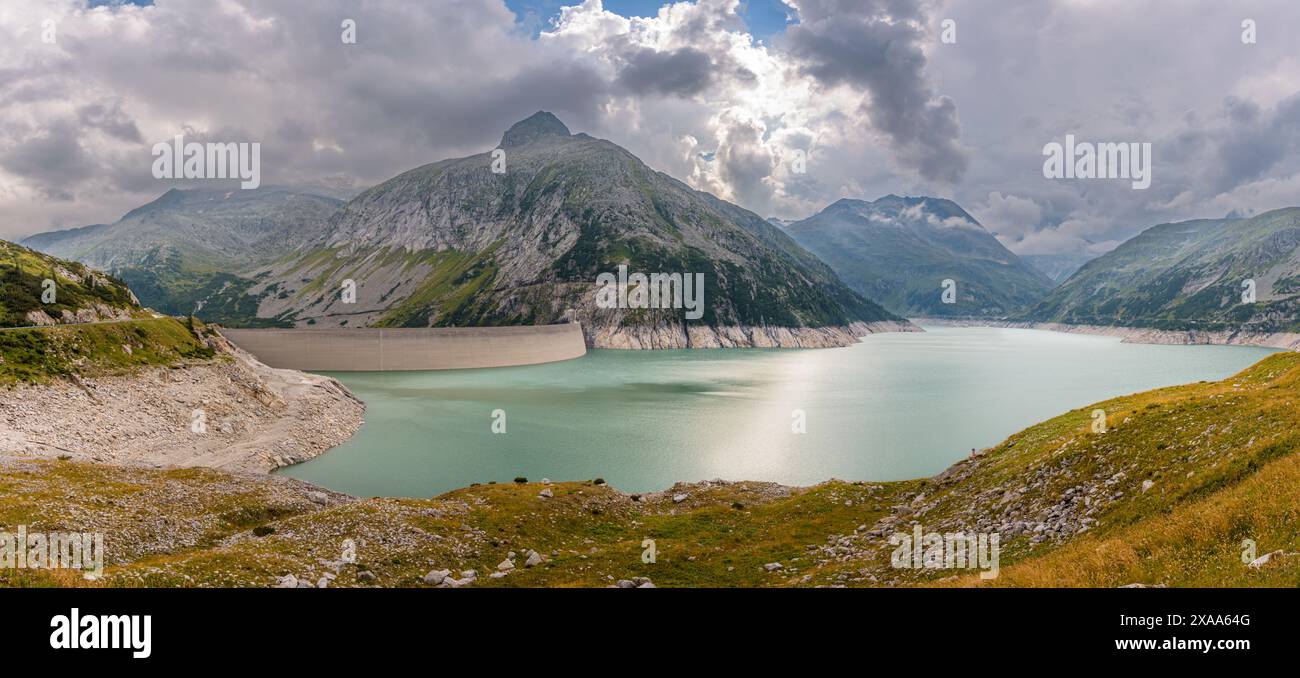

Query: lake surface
left=276, top=326, right=1279, bottom=497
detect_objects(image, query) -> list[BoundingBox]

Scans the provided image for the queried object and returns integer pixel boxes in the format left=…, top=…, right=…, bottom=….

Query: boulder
left=1248, top=550, right=1285, bottom=570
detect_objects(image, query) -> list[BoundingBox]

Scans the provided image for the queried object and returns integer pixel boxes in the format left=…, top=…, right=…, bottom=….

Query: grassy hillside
left=0, top=239, right=139, bottom=328
left=0, top=316, right=216, bottom=385
left=4, top=352, right=1298, bottom=587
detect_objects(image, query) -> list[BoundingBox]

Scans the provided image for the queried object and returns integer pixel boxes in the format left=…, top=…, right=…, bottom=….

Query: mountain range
left=238, top=112, right=907, bottom=347
left=0, top=239, right=140, bottom=328
left=23, top=186, right=344, bottom=326
left=24, top=112, right=1300, bottom=341
left=783, top=195, right=1055, bottom=317
left=1022, top=207, right=1300, bottom=332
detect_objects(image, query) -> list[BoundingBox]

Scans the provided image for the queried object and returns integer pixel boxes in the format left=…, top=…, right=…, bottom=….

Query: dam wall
left=221, top=324, right=587, bottom=371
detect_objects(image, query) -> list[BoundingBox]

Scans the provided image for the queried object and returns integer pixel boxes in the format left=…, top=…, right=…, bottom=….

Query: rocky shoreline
left=0, top=330, right=365, bottom=474
left=915, top=318, right=1300, bottom=351
left=589, top=320, right=922, bottom=349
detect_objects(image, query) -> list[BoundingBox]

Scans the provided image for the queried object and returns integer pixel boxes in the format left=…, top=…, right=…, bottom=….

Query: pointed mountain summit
left=785, top=195, right=1053, bottom=317
left=247, top=113, right=911, bottom=347
left=499, top=111, right=572, bottom=148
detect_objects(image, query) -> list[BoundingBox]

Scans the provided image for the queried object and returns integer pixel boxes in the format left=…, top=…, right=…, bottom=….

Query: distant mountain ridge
left=24, top=186, right=343, bottom=272
left=1021, top=207, right=1300, bottom=332
left=1019, top=252, right=1098, bottom=284
left=23, top=186, right=344, bottom=325
left=244, top=112, right=911, bottom=347
left=783, top=195, right=1054, bottom=317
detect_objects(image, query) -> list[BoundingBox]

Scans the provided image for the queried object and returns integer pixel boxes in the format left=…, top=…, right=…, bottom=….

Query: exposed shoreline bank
left=589, top=319, right=922, bottom=349
left=914, top=318, right=1300, bottom=351
left=0, top=330, right=365, bottom=474
left=220, top=321, right=923, bottom=369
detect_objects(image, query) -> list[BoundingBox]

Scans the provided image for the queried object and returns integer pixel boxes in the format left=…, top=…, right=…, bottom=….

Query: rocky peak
left=499, top=111, right=572, bottom=148
left=824, top=198, right=868, bottom=214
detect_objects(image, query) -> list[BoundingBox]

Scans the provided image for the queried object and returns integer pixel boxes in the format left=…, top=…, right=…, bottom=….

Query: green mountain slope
left=22, top=187, right=343, bottom=325
left=0, top=239, right=140, bottom=328
left=1022, top=207, right=1300, bottom=331
left=249, top=112, right=903, bottom=346
left=784, top=196, right=1054, bottom=317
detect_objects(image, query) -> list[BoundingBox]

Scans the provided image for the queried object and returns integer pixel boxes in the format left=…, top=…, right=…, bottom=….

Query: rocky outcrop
left=0, top=238, right=140, bottom=328
left=23, top=302, right=137, bottom=326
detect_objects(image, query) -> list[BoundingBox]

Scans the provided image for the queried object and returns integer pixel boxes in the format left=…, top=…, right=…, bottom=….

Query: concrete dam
left=221, top=324, right=587, bottom=371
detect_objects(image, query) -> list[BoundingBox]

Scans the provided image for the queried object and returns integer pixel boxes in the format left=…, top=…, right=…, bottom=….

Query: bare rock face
left=60, top=303, right=137, bottom=324
left=20, top=187, right=346, bottom=323
left=24, top=303, right=135, bottom=326
left=23, top=309, right=56, bottom=326
left=248, top=112, right=912, bottom=345
left=588, top=320, right=920, bottom=349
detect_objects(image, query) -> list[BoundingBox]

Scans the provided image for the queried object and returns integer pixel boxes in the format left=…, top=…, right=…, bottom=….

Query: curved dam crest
left=221, top=324, right=587, bottom=371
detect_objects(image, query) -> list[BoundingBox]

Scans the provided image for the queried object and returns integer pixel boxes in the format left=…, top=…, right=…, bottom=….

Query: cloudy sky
left=2, top=0, right=1299, bottom=258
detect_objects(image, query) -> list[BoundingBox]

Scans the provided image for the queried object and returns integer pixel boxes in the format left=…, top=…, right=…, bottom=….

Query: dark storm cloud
left=337, top=57, right=610, bottom=175
left=923, top=0, right=1300, bottom=256
left=781, top=0, right=968, bottom=183
left=76, top=102, right=143, bottom=143
left=617, top=47, right=714, bottom=96
left=1210, top=95, right=1300, bottom=192
left=7, top=0, right=1300, bottom=247
left=0, top=120, right=95, bottom=199
left=1168, top=95, right=1300, bottom=197
left=716, top=118, right=776, bottom=210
